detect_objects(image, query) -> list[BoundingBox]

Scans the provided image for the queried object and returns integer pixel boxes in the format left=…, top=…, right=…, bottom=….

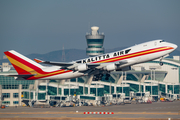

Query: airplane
left=2, top=39, right=177, bottom=81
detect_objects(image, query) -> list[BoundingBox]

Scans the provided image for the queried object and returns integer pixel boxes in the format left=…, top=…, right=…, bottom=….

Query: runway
left=0, top=101, right=180, bottom=120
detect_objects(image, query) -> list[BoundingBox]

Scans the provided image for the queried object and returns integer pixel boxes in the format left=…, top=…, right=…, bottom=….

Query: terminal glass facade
left=70, top=88, right=78, bottom=95
left=146, top=86, right=158, bottom=95
left=116, top=87, right=122, bottom=93
left=0, top=74, right=34, bottom=89
left=167, top=85, right=180, bottom=94
left=116, top=87, right=129, bottom=96
left=58, top=88, right=61, bottom=95
left=80, top=96, right=95, bottom=100
left=39, top=86, right=46, bottom=91
left=22, top=92, right=33, bottom=99
left=78, top=78, right=84, bottom=83
left=101, top=75, right=115, bottom=83
left=90, top=88, right=104, bottom=96
left=48, top=86, right=57, bottom=95
left=129, top=83, right=139, bottom=92
left=168, top=85, right=173, bottom=93
left=38, top=93, right=45, bottom=100
left=159, top=84, right=166, bottom=93
left=127, top=74, right=138, bottom=81
left=64, top=89, right=69, bottom=95
left=104, top=85, right=110, bottom=94
left=174, top=85, right=180, bottom=94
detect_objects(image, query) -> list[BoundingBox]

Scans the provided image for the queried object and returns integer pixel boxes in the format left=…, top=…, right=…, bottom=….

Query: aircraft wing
left=34, top=58, right=74, bottom=67
left=34, top=58, right=101, bottom=69
left=34, top=58, right=129, bottom=73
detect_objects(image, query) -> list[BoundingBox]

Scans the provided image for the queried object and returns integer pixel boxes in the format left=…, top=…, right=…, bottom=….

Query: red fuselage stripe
left=92, top=47, right=172, bottom=63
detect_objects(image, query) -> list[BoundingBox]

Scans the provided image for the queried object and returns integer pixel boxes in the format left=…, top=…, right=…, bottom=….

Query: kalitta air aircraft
left=3, top=40, right=177, bottom=81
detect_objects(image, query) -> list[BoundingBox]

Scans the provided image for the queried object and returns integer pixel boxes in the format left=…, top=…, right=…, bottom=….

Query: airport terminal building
left=0, top=56, right=180, bottom=106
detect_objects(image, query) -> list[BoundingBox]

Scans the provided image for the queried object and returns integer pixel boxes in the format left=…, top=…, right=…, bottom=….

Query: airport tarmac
left=0, top=101, right=180, bottom=120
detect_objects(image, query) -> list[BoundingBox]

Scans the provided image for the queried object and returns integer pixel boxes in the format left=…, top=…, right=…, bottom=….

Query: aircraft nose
left=172, top=44, right=178, bottom=50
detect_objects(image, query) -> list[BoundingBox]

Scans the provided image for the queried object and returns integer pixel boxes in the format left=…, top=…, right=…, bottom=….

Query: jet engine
left=75, top=64, right=88, bottom=71
left=104, top=64, right=117, bottom=71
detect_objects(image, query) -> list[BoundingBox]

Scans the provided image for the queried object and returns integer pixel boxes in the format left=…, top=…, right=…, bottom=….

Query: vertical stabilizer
left=4, top=50, right=43, bottom=75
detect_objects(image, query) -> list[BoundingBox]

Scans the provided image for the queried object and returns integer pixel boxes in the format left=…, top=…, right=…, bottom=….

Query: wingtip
left=34, top=58, right=44, bottom=63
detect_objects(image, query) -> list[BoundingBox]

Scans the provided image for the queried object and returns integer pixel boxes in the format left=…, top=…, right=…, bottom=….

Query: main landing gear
left=93, top=74, right=103, bottom=81
left=92, top=73, right=111, bottom=81
left=105, top=74, right=110, bottom=80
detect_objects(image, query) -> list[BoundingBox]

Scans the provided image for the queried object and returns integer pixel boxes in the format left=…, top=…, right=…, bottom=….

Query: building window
left=58, top=88, right=61, bottom=95
left=38, top=86, right=46, bottom=91
left=70, top=78, right=76, bottom=82
left=2, top=93, right=10, bottom=98
left=2, top=101, right=10, bottom=105
left=86, top=51, right=104, bottom=53
left=13, top=101, right=19, bottom=104
left=22, top=92, right=29, bottom=99
left=38, top=93, right=46, bottom=100
left=2, top=85, right=19, bottom=89
left=87, top=39, right=104, bottom=44
left=64, top=89, right=69, bottom=95
left=13, top=93, right=19, bottom=98
left=48, top=86, right=57, bottom=95
left=90, top=88, right=96, bottom=95
left=22, top=85, right=29, bottom=89
left=88, top=46, right=102, bottom=48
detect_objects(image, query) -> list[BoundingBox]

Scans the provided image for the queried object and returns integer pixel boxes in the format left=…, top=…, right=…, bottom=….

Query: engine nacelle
left=75, top=64, right=88, bottom=71
left=104, top=64, right=117, bottom=71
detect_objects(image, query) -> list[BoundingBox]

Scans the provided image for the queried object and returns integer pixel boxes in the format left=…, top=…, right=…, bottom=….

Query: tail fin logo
left=4, top=50, right=43, bottom=75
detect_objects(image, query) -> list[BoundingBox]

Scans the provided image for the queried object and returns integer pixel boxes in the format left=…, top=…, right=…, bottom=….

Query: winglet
left=34, top=58, right=44, bottom=63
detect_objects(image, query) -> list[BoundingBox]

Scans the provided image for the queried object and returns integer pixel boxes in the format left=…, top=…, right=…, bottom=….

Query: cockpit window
left=160, top=40, right=165, bottom=43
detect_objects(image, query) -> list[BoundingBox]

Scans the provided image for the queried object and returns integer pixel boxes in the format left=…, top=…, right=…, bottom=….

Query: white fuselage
left=40, top=40, right=177, bottom=80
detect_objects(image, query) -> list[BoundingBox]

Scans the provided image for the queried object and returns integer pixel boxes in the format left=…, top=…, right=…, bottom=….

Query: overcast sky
left=0, top=0, right=180, bottom=58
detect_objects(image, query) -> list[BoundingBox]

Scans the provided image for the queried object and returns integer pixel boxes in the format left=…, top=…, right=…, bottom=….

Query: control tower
left=86, top=26, right=105, bottom=57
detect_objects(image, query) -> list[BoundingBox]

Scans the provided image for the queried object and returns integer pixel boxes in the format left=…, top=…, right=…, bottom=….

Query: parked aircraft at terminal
left=2, top=39, right=177, bottom=81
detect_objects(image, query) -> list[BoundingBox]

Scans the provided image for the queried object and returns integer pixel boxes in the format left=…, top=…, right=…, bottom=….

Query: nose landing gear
left=159, top=57, right=163, bottom=66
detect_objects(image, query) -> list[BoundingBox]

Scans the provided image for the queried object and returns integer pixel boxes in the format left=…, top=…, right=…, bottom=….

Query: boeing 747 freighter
left=2, top=40, right=177, bottom=81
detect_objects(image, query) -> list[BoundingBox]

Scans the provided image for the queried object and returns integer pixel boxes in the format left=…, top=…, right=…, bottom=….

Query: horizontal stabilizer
left=0, top=73, right=35, bottom=78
